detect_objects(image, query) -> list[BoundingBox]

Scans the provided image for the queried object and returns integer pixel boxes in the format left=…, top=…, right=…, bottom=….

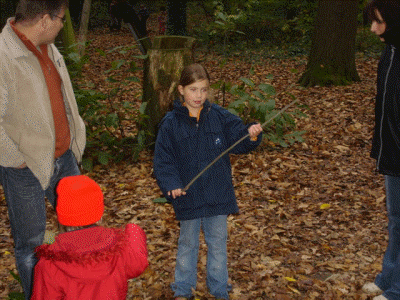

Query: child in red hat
left=31, top=175, right=148, bottom=300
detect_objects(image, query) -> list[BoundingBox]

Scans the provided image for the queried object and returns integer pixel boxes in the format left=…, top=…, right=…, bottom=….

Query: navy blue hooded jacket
left=153, top=99, right=262, bottom=220
left=370, top=42, right=400, bottom=175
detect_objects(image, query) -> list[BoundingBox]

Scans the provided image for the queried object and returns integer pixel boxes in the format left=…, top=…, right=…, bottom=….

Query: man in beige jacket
left=0, top=0, right=86, bottom=298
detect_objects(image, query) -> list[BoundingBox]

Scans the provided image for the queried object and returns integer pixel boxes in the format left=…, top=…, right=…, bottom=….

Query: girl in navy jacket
left=153, top=63, right=262, bottom=300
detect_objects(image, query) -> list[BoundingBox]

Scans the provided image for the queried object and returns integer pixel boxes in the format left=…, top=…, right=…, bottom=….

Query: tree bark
left=143, top=36, right=195, bottom=143
left=77, top=0, right=92, bottom=56
left=298, top=0, right=360, bottom=87
left=60, top=9, right=78, bottom=55
left=57, top=9, right=82, bottom=75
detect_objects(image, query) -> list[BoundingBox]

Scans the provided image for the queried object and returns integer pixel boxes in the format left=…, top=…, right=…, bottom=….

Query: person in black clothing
left=362, top=1, right=400, bottom=300
left=108, top=0, right=148, bottom=54
left=138, top=4, right=149, bottom=35
left=109, top=0, right=146, bottom=37
left=109, top=0, right=121, bottom=31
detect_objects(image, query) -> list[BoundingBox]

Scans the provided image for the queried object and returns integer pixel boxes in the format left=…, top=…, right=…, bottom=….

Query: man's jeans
left=375, top=175, right=400, bottom=300
left=0, top=150, right=80, bottom=300
left=171, top=215, right=231, bottom=300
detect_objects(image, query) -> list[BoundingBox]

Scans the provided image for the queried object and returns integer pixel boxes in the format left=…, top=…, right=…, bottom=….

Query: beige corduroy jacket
left=0, top=19, right=86, bottom=189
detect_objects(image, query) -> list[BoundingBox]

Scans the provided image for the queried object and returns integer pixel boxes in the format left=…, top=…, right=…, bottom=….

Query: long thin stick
left=182, top=99, right=298, bottom=192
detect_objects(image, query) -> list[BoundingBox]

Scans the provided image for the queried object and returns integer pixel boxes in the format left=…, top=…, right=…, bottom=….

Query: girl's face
left=178, top=79, right=209, bottom=114
left=370, top=9, right=387, bottom=41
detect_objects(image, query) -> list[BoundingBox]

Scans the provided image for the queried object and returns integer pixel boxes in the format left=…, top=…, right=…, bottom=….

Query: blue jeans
left=171, top=215, right=231, bottom=300
left=0, top=150, right=80, bottom=300
left=375, top=175, right=400, bottom=300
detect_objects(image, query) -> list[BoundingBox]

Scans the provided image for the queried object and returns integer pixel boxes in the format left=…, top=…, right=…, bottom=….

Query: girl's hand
left=167, top=189, right=187, bottom=199
left=248, top=123, right=263, bottom=139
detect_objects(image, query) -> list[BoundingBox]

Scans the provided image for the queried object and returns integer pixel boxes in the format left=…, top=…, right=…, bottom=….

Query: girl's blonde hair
left=179, top=63, right=210, bottom=88
left=178, top=63, right=212, bottom=102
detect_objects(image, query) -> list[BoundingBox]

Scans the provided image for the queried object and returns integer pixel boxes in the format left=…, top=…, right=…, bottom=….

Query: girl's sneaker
left=373, top=295, right=388, bottom=300
left=362, top=282, right=383, bottom=294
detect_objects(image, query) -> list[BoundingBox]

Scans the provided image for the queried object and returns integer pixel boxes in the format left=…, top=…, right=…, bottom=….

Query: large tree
left=298, top=0, right=360, bottom=87
left=59, top=9, right=78, bottom=52
left=77, top=0, right=92, bottom=56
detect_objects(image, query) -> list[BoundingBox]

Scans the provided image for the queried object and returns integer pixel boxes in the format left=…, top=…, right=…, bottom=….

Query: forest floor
left=0, top=18, right=388, bottom=300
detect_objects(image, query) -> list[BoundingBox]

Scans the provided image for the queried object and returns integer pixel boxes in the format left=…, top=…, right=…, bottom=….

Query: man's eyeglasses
left=53, top=15, right=66, bottom=23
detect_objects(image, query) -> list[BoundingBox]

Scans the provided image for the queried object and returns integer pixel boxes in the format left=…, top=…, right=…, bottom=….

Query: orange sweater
left=11, top=22, right=71, bottom=158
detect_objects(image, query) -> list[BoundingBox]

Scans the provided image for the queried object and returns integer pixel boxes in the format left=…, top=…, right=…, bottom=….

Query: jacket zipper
left=377, top=45, right=395, bottom=171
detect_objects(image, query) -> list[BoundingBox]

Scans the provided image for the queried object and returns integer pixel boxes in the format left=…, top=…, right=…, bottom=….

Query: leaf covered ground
left=0, top=25, right=387, bottom=300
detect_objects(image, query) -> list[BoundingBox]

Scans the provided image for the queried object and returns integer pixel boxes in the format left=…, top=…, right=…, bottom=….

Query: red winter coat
left=31, top=224, right=148, bottom=300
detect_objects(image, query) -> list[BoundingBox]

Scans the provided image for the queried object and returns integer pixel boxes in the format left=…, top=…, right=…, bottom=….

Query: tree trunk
left=143, top=36, right=195, bottom=144
left=57, top=9, right=82, bottom=75
left=167, top=0, right=187, bottom=36
left=298, top=0, right=360, bottom=87
left=77, top=0, right=92, bottom=56
left=60, top=9, right=78, bottom=55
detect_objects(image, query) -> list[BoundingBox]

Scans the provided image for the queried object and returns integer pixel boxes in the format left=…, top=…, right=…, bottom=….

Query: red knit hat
left=56, top=175, right=104, bottom=226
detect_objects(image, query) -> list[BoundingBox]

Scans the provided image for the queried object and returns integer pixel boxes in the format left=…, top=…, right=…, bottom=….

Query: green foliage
left=9, top=271, right=21, bottom=284
left=203, top=2, right=306, bottom=147
left=67, top=46, right=152, bottom=171
left=278, top=0, right=318, bottom=45
left=88, top=0, right=110, bottom=29
left=7, top=271, right=24, bottom=300
left=356, top=27, right=385, bottom=56
left=235, top=0, right=316, bottom=44
left=201, top=2, right=306, bottom=146
left=7, top=292, right=24, bottom=300
left=192, top=0, right=318, bottom=51
left=153, top=197, right=168, bottom=204
left=192, top=0, right=378, bottom=57
left=227, top=75, right=306, bottom=147
left=207, top=1, right=246, bottom=44
left=63, top=43, right=89, bottom=77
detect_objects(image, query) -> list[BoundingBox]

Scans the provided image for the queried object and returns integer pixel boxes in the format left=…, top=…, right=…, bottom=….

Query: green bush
left=356, top=27, right=385, bottom=55
left=227, top=75, right=306, bottom=147
left=67, top=47, right=151, bottom=170
left=88, top=0, right=110, bottom=29
left=191, top=0, right=318, bottom=50
left=191, top=0, right=381, bottom=57
left=7, top=271, right=24, bottom=300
